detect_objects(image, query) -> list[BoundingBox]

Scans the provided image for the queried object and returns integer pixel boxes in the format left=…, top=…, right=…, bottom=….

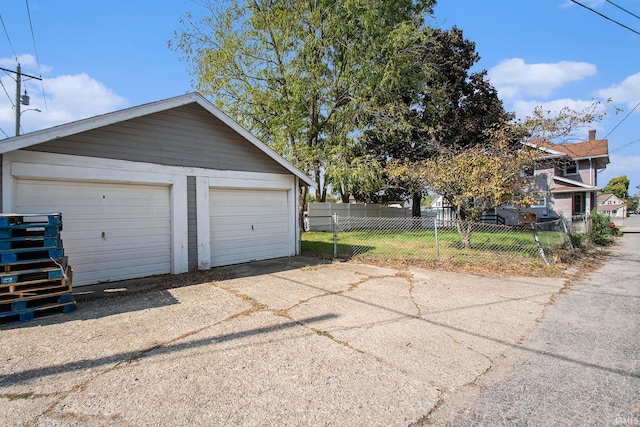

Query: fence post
left=434, top=216, right=440, bottom=262
left=332, top=213, right=338, bottom=258
left=561, top=219, right=575, bottom=253
left=531, top=223, right=550, bottom=266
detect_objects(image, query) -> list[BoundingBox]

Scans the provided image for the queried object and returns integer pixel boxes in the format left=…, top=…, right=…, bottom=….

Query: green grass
left=301, top=228, right=568, bottom=271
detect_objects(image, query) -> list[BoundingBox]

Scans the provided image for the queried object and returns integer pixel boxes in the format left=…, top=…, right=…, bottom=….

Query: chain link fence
left=302, top=215, right=574, bottom=267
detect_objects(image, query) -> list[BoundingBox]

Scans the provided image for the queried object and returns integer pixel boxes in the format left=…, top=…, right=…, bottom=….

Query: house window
left=520, top=166, right=535, bottom=177
left=564, top=162, right=578, bottom=176
left=532, top=195, right=546, bottom=208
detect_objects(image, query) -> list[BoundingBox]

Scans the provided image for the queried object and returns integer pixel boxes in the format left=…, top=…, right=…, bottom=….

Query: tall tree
left=602, top=176, right=630, bottom=199
left=171, top=0, right=435, bottom=203
left=411, top=103, right=606, bottom=247
left=364, top=27, right=513, bottom=215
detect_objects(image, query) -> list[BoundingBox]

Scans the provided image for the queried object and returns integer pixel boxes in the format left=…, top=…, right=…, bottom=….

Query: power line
left=606, top=0, right=640, bottom=21
left=570, top=0, right=640, bottom=36
left=0, top=126, right=8, bottom=138
left=0, top=77, right=15, bottom=108
left=610, top=136, right=640, bottom=154
left=0, top=14, right=19, bottom=61
left=25, top=0, right=47, bottom=109
left=604, top=100, right=640, bottom=139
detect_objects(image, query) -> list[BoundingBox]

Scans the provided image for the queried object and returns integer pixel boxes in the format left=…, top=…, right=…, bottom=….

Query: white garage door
left=16, top=179, right=172, bottom=286
left=210, top=189, right=290, bottom=267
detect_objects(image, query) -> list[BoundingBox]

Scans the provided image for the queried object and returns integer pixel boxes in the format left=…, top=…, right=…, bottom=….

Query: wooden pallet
left=0, top=291, right=74, bottom=313
left=0, top=300, right=76, bottom=325
left=0, top=213, right=62, bottom=227
left=0, top=247, right=65, bottom=265
left=0, top=236, right=62, bottom=251
left=0, top=259, right=67, bottom=286
left=0, top=279, right=72, bottom=303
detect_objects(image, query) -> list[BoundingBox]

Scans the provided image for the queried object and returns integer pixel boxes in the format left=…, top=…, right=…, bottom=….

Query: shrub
left=570, top=232, right=588, bottom=249
left=588, top=210, right=617, bottom=246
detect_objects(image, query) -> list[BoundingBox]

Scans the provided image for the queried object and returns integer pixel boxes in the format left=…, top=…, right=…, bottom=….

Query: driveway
left=0, top=257, right=573, bottom=426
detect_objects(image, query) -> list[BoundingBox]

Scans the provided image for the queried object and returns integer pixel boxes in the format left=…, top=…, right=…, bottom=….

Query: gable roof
left=597, top=193, right=624, bottom=204
left=0, top=92, right=315, bottom=187
left=551, top=176, right=600, bottom=193
left=547, top=139, right=609, bottom=160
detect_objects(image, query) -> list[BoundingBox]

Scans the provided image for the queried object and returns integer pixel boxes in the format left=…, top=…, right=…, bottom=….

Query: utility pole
left=0, top=64, right=42, bottom=136
left=15, top=63, right=22, bottom=136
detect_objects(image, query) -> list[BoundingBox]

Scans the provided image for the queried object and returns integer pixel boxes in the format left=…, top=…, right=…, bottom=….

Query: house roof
left=597, top=193, right=623, bottom=204
left=0, top=92, right=315, bottom=187
left=547, top=139, right=609, bottom=160
left=529, top=134, right=610, bottom=170
left=551, top=176, right=599, bottom=193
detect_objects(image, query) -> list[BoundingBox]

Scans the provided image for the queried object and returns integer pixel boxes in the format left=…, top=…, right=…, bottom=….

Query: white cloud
left=0, top=56, right=127, bottom=137
left=0, top=54, right=53, bottom=75
left=598, top=153, right=640, bottom=191
left=595, top=72, right=640, bottom=109
left=488, top=58, right=597, bottom=100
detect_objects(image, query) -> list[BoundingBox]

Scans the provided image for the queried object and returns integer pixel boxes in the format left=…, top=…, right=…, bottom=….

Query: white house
left=597, top=194, right=627, bottom=218
left=0, top=93, right=314, bottom=286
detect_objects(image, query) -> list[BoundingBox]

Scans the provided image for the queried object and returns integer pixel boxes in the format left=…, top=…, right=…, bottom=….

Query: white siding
left=210, top=189, right=289, bottom=267
left=16, top=179, right=171, bottom=286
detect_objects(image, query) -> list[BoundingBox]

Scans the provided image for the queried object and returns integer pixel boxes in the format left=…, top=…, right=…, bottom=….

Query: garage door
left=16, top=179, right=172, bottom=286
left=210, top=189, right=289, bottom=267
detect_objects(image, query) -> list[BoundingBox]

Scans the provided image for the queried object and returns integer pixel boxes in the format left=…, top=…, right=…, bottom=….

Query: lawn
left=301, top=227, right=568, bottom=272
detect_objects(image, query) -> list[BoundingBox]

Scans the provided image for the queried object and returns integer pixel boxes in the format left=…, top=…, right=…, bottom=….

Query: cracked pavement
left=0, top=254, right=590, bottom=426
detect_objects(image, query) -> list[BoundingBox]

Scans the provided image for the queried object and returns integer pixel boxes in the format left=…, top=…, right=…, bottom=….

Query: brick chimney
left=589, top=129, right=596, bottom=140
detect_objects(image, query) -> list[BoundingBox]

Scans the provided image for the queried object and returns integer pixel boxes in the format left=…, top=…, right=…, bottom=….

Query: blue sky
left=1, top=0, right=639, bottom=195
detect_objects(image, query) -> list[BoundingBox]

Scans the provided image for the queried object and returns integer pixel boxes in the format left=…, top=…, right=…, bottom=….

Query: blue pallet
left=0, top=248, right=65, bottom=265
left=4, top=293, right=75, bottom=312
left=0, top=226, right=60, bottom=239
left=0, top=301, right=76, bottom=325
left=0, top=267, right=65, bottom=285
left=0, top=236, right=61, bottom=250
left=0, top=213, right=62, bottom=227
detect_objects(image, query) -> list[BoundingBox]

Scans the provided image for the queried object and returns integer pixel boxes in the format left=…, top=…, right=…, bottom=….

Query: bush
left=588, top=210, right=617, bottom=246
left=570, top=232, right=588, bottom=249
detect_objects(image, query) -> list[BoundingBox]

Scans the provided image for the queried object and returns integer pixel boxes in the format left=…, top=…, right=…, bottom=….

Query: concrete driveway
left=0, top=257, right=565, bottom=426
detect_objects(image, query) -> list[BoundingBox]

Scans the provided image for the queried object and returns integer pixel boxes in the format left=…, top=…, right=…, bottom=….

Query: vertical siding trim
left=187, top=176, right=197, bottom=272
left=196, top=176, right=211, bottom=270
left=294, top=177, right=301, bottom=255
left=0, top=154, right=3, bottom=212
left=287, top=179, right=298, bottom=256
left=172, top=175, right=189, bottom=274
left=2, top=154, right=13, bottom=213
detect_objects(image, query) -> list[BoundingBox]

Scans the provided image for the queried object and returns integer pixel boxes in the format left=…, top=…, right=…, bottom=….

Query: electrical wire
left=25, top=0, right=47, bottom=109
left=0, top=78, right=15, bottom=108
left=0, top=14, right=19, bottom=61
left=606, top=0, right=640, bottom=21
left=610, top=136, right=640, bottom=154
left=604, top=100, right=640, bottom=139
left=570, top=0, right=640, bottom=36
left=0, top=127, right=9, bottom=138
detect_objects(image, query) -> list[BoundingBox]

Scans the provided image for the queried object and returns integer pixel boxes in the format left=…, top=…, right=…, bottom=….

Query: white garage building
left=0, top=93, right=314, bottom=286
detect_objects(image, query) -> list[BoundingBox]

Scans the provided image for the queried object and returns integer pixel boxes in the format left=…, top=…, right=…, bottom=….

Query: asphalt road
left=425, top=224, right=640, bottom=426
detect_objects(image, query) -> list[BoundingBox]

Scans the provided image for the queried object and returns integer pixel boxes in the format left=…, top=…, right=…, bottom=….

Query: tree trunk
left=340, top=186, right=350, bottom=204
left=454, top=205, right=472, bottom=249
left=412, top=193, right=422, bottom=217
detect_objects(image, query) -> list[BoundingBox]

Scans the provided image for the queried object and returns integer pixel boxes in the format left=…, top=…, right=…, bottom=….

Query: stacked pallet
left=0, top=213, right=75, bottom=325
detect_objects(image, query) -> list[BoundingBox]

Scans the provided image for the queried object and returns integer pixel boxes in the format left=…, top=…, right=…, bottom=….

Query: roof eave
left=0, top=92, right=315, bottom=187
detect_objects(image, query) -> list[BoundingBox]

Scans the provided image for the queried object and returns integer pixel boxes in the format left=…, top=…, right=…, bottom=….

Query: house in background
left=498, top=130, right=610, bottom=225
left=597, top=193, right=627, bottom=218
left=0, top=93, right=314, bottom=286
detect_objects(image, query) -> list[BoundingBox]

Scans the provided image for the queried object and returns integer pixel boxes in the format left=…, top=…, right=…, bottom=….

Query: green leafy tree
left=171, top=0, right=435, bottom=204
left=392, top=103, right=607, bottom=247
left=602, top=176, right=630, bottom=200
left=364, top=27, right=513, bottom=215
